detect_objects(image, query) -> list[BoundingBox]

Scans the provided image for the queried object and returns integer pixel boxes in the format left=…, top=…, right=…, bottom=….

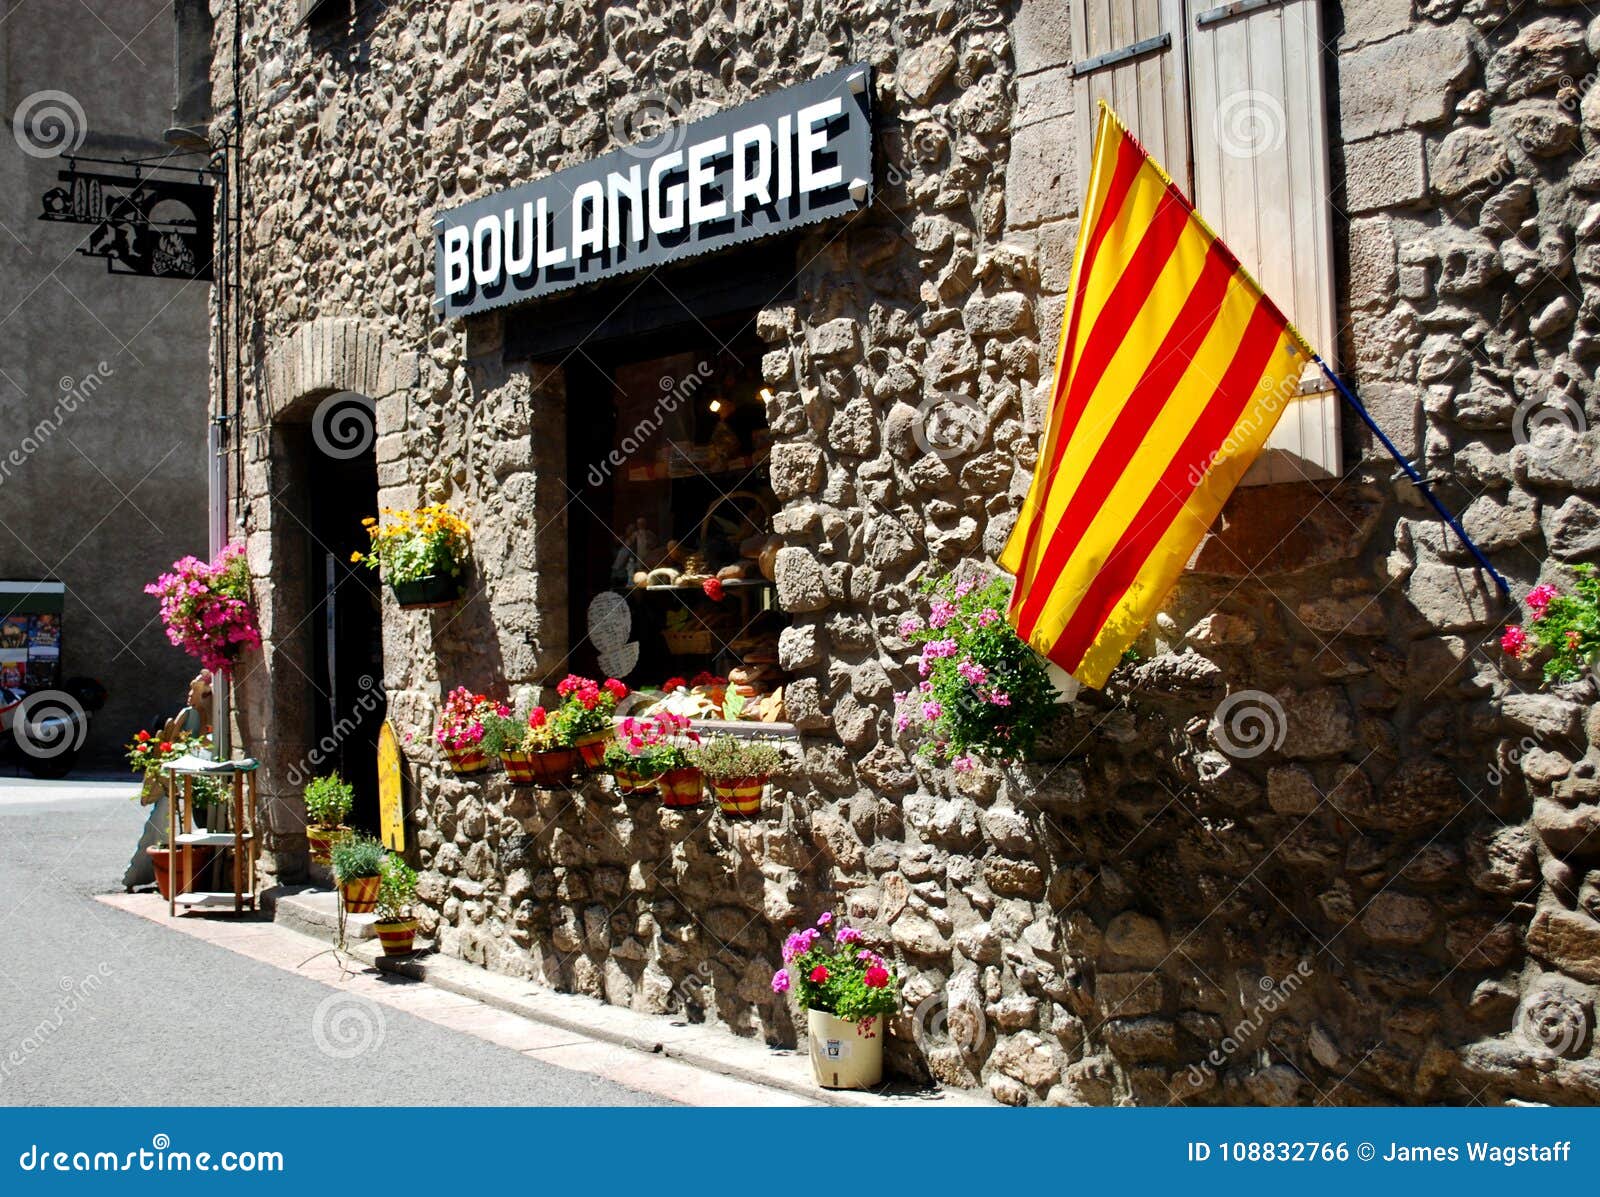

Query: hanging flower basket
left=389, top=574, right=463, bottom=610
left=689, top=736, right=786, bottom=820
left=437, top=686, right=506, bottom=775
left=710, top=776, right=766, bottom=817
left=612, top=768, right=658, bottom=795
left=442, top=744, right=490, bottom=774
left=145, top=544, right=260, bottom=675
left=657, top=766, right=703, bottom=808
left=573, top=731, right=614, bottom=769
left=500, top=747, right=577, bottom=785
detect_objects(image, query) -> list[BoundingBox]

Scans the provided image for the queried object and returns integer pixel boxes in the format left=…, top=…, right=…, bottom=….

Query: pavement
left=0, top=777, right=714, bottom=1106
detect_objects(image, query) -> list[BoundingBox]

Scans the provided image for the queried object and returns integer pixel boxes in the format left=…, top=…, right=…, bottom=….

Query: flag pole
left=1313, top=355, right=1511, bottom=597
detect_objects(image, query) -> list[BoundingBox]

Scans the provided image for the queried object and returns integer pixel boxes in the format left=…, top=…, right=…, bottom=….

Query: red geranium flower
left=809, top=965, right=829, bottom=983
left=527, top=706, right=547, bottom=728
left=663, top=676, right=686, bottom=691
left=604, top=678, right=628, bottom=700
left=137, top=730, right=150, bottom=742
left=159, top=742, right=173, bottom=753
left=702, top=577, right=725, bottom=601
left=864, top=966, right=890, bottom=989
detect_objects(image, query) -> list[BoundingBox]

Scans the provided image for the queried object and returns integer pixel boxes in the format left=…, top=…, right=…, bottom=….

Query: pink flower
left=921, top=700, right=943, bottom=722
left=897, top=614, right=924, bottom=637
left=1501, top=625, right=1528, bottom=657
left=953, top=755, right=977, bottom=773
left=1527, top=584, right=1558, bottom=620
left=957, top=658, right=988, bottom=686
left=816, top=912, right=833, bottom=926
left=976, top=607, right=1001, bottom=626
left=836, top=926, right=862, bottom=945
left=928, top=598, right=957, bottom=629
left=771, top=969, right=790, bottom=994
left=954, top=578, right=975, bottom=598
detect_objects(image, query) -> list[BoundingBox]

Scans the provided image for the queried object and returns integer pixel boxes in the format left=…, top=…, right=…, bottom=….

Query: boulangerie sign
left=433, top=63, right=873, bottom=319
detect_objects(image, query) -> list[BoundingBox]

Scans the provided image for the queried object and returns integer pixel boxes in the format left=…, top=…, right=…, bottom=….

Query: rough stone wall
left=215, top=0, right=1600, bottom=1105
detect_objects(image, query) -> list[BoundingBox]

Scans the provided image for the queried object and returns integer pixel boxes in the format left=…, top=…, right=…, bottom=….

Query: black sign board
left=39, top=162, right=214, bottom=281
left=434, top=63, right=873, bottom=319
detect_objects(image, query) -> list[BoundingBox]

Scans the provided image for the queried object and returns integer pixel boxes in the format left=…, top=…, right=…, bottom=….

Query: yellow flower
left=350, top=551, right=363, bottom=563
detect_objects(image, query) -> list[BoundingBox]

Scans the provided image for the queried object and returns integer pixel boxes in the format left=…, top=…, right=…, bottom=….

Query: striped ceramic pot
left=711, top=776, right=766, bottom=818
left=574, top=732, right=614, bottom=769
left=374, top=918, right=418, bottom=955
left=339, top=874, right=381, bottom=914
left=443, top=744, right=490, bottom=774
left=613, top=769, right=658, bottom=795
left=657, top=767, right=702, bottom=808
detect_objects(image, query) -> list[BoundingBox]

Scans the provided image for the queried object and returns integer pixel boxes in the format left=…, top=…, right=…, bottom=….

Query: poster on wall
left=0, top=581, right=66, bottom=691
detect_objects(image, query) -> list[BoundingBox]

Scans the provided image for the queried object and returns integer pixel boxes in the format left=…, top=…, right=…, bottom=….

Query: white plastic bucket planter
left=808, top=1009, right=884, bottom=1089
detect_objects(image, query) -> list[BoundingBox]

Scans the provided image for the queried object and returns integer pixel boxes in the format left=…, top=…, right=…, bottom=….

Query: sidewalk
left=100, top=888, right=987, bottom=1109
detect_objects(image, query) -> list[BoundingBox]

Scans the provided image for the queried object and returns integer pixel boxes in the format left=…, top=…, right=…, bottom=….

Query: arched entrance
left=239, top=318, right=411, bottom=882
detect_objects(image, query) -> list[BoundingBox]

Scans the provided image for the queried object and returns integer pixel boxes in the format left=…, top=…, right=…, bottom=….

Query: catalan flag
left=1000, top=104, right=1315, bottom=688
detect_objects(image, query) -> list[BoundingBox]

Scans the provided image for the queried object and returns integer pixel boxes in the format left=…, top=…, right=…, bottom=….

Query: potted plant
left=1501, top=569, right=1600, bottom=683
left=126, top=729, right=226, bottom=827
left=482, top=704, right=576, bottom=785
left=352, top=504, right=472, bottom=609
left=773, top=913, right=901, bottom=1090
left=551, top=674, right=628, bottom=767
left=145, top=834, right=215, bottom=902
left=690, top=735, right=785, bottom=817
left=894, top=571, right=1058, bottom=769
left=330, top=833, right=385, bottom=913
left=303, top=772, right=354, bottom=864
left=145, top=544, right=261, bottom=675
left=604, top=712, right=697, bottom=796
left=436, top=686, right=506, bottom=774
left=372, top=853, right=420, bottom=955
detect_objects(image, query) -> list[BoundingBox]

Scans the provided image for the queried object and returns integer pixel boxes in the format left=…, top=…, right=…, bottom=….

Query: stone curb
left=268, top=887, right=991, bottom=1109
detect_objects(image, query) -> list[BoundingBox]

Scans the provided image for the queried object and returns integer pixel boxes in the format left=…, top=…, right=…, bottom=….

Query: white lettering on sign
left=435, top=64, right=872, bottom=317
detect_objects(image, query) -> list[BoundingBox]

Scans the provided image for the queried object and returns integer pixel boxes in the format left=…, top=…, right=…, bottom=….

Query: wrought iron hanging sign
left=38, top=159, right=214, bottom=281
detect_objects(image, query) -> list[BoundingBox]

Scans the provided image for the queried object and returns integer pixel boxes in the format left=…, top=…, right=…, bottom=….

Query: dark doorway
left=305, top=429, right=384, bottom=834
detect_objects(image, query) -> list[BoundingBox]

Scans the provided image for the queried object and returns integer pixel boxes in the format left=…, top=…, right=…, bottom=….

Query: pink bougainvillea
left=144, top=544, right=260, bottom=675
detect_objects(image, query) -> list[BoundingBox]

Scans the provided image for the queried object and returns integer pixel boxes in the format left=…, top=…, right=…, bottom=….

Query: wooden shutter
left=1186, top=0, right=1341, bottom=482
left=1069, top=0, right=1191, bottom=198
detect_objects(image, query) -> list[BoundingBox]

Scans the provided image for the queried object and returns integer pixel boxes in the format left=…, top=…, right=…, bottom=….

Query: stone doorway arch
left=236, top=318, right=417, bottom=885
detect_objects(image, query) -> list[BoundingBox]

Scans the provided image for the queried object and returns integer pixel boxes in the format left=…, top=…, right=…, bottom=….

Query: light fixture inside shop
left=708, top=399, right=724, bottom=414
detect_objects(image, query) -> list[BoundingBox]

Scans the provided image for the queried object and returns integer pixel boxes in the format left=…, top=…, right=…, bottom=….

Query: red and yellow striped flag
left=1000, top=104, right=1315, bottom=689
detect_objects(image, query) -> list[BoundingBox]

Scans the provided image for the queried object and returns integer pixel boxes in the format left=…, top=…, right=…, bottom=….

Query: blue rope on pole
left=1312, top=355, right=1512, bottom=598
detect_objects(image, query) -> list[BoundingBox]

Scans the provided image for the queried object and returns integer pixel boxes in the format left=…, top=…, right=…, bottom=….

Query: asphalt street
left=0, top=776, right=669, bottom=1106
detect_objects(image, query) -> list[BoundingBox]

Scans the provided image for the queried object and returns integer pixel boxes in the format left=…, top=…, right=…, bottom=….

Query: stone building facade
left=1, top=0, right=211, bottom=764
left=210, top=0, right=1600, bottom=1104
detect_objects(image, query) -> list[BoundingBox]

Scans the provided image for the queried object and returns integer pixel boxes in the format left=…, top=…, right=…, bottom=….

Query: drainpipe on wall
left=208, top=415, right=231, bottom=760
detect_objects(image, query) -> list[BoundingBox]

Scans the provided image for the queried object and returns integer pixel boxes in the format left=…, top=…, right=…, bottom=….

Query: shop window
left=1069, top=0, right=1340, bottom=483
left=566, top=320, right=787, bottom=724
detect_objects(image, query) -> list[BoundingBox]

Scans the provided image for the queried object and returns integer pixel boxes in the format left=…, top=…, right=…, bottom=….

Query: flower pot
left=374, top=918, right=418, bottom=955
left=390, top=574, right=462, bottom=610
left=501, top=748, right=576, bottom=785
left=442, top=743, right=490, bottom=774
left=612, top=768, right=658, bottom=795
left=711, top=775, right=767, bottom=818
left=807, top=1009, right=884, bottom=1090
left=306, top=823, right=350, bottom=865
left=146, top=845, right=215, bottom=901
left=339, top=874, right=381, bottom=913
left=657, top=766, right=702, bottom=808
left=573, top=732, right=614, bottom=769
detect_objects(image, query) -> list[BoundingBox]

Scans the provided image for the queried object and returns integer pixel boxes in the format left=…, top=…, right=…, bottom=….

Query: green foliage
left=303, top=773, right=354, bottom=826
left=331, top=833, right=385, bottom=882
left=895, top=571, right=1058, bottom=765
left=688, top=735, right=785, bottom=781
left=481, top=708, right=561, bottom=755
left=375, top=854, right=418, bottom=923
left=1503, top=568, right=1600, bottom=684
left=774, top=916, right=900, bottom=1023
